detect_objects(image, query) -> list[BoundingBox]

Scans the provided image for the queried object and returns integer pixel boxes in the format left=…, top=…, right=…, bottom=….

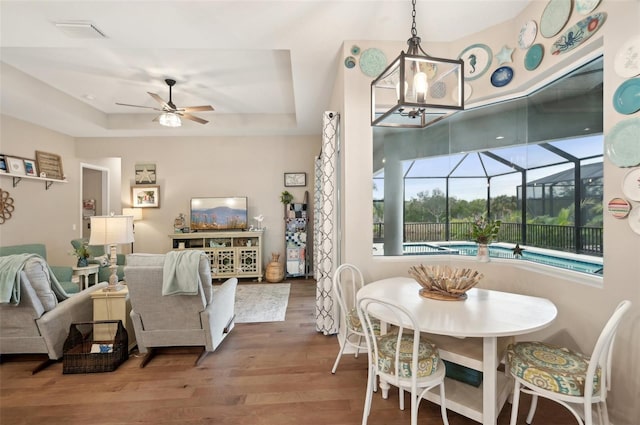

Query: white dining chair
left=358, top=296, right=449, bottom=425
left=507, top=300, right=632, bottom=425
left=331, top=263, right=373, bottom=374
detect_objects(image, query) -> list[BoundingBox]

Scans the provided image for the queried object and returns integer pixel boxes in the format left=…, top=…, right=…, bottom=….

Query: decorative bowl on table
left=408, top=264, right=484, bottom=301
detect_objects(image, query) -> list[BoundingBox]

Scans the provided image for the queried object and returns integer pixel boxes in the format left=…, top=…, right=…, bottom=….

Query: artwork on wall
left=284, top=172, right=307, bottom=187
left=23, top=159, right=37, bottom=177
left=6, top=157, right=25, bottom=175
left=135, top=163, right=156, bottom=184
left=0, top=188, right=15, bottom=224
left=35, top=150, right=64, bottom=179
left=0, top=155, right=7, bottom=173
left=132, top=185, right=160, bottom=208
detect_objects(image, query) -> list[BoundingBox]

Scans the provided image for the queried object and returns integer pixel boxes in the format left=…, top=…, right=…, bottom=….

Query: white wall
left=337, top=1, right=640, bottom=423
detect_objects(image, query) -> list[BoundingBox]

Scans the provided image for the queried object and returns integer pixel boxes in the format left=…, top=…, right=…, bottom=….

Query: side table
left=72, top=264, right=100, bottom=291
left=90, top=286, right=136, bottom=352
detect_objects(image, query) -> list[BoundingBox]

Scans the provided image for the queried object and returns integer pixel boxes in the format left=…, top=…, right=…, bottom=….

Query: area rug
left=234, top=283, right=291, bottom=323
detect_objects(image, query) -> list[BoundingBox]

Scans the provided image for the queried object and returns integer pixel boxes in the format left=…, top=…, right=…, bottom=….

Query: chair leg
left=32, top=358, right=56, bottom=374
left=525, top=394, right=538, bottom=424
left=139, top=348, right=157, bottom=368
left=194, top=349, right=210, bottom=366
left=362, top=367, right=375, bottom=425
left=331, top=335, right=348, bottom=374
left=354, top=335, right=362, bottom=358
left=439, top=383, right=450, bottom=425
left=599, top=401, right=611, bottom=425
left=410, top=390, right=418, bottom=425
left=399, top=387, right=405, bottom=410
left=510, top=381, right=522, bottom=425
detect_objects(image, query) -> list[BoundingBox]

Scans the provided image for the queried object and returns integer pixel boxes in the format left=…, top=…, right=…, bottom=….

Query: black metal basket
left=63, top=320, right=128, bottom=374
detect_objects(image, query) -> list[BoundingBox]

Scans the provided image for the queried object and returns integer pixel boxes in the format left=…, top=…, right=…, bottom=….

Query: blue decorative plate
left=491, top=66, right=514, bottom=87
left=344, top=56, right=356, bottom=69
left=540, top=0, right=572, bottom=38
left=525, top=44, right=544, bottom=71
left=359, top=48, right=387, bottom=78
left=613, top=78, right=640, bottom=115
left=576, top=0, right=601, bottom=15
left=458, top=44, right=492, bottom=81
left=605, top=117, right=640, bottom=167
left=551, top=12, right=607, bottom=56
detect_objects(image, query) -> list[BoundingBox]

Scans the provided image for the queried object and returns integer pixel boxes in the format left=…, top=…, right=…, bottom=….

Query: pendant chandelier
left=371, top=0, right=464, bottom=128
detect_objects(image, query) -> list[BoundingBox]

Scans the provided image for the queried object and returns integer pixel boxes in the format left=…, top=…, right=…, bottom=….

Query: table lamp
left=89, top=214, right=134, bottom=291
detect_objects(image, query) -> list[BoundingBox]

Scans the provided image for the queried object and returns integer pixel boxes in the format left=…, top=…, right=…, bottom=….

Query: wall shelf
left=0, top=172, right=68, bottom=190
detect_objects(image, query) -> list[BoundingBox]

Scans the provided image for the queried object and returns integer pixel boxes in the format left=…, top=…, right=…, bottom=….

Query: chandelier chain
left=411, top=0, right=417, bottom=38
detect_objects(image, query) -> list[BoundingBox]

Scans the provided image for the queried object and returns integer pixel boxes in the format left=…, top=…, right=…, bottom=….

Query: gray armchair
left=0, top=254, right=108, bottom=373
left=124, top=253, right=237, bottom=367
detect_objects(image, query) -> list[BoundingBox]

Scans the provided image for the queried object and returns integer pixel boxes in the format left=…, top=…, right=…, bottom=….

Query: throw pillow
left=23, top=257, right=58, bottom=311
left=94, top=254, right=110, bottom=267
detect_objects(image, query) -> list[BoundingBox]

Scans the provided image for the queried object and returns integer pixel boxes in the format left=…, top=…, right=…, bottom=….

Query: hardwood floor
left=1, top=280, right=578, bottom=425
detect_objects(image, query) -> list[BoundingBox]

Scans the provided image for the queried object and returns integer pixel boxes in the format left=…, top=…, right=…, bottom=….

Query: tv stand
left=169, top=230, right=264, bottom=281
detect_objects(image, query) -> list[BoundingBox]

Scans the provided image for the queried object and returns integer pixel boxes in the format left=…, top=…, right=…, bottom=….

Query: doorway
left=80, top=164, right=109, bottom=239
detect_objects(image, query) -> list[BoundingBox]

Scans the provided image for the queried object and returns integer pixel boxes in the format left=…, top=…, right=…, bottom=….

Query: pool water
left=403, top=242, right=603, bottom=275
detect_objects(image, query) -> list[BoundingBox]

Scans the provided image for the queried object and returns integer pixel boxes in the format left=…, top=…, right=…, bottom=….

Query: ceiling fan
left=116, top=79, right=214, bottom=126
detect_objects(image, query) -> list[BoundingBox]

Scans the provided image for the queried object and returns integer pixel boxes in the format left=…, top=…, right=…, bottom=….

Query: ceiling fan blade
left=182, top=105, right=215, bottom=112
left=116, top=102, right=158, bottom=110
left=147, top=92, right=171, bottom=110
left=181, top=113, right=209, bottom=125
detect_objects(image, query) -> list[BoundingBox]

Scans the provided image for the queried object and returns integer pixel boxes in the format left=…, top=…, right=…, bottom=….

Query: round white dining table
left=357, top=277, right=558, bottom=425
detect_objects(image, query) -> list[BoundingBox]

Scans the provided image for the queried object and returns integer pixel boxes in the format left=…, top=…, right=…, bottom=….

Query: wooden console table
left=169, top=230, right=264, bottom=281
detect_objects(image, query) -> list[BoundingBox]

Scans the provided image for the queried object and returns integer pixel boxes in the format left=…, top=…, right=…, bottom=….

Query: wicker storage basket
left=63, top=320, right=129, bottom=374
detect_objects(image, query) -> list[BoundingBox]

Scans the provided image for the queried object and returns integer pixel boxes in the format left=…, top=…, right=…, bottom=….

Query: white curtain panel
left=314, top=111, right=339, bottom=335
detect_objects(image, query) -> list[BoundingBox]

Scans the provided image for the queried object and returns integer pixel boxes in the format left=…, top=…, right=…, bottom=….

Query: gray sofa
left=124, top=253, right=238, bottom=367
left=0, top=254, right=107, bottom=372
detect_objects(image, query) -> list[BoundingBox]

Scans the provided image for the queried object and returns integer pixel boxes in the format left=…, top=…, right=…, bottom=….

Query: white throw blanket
left=162, top=250, right=203, bottom=296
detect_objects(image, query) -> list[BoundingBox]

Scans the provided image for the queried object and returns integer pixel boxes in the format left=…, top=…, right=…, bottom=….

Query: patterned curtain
left=314, top=111, right=339, bottom=335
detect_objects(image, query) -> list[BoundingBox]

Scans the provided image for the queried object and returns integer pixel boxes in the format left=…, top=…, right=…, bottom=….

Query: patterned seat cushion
left=507, top=341, right=600, bottom=396
left=376, top=332, right=440, bottom=378
left=347, top=308, right=380, bottom=333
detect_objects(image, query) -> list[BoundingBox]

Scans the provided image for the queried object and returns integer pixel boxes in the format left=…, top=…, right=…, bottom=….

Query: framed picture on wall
left=135, top=163, right=157, bottom=184
left=6, top=157, right=26, bottom=175
left=0, top=155, right=7, bottom=173
left=284, top=172, right=306, bottom=187
left=132, top=185, right=160, bottom=208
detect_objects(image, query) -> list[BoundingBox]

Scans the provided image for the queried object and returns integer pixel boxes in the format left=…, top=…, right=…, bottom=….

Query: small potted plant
left=73, top=242, right=91, bottom=267
left=470, top=215, right=501, bottom=262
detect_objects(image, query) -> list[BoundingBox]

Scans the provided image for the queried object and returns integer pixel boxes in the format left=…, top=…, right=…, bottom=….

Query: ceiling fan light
left=159, top=112, right=181, bottom=127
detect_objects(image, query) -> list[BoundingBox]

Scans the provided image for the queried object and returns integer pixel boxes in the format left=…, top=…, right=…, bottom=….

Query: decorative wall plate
left=518, top=20, right=538, bottom=49
left=605, top=118, right=640, bottom=167
left=613, top=78, right=640, bottom=115
left=614, top=35, right=640, bottom=78
left=551, top=13, right=607, bottom=56
left=628, top=207, right=640, bottom=235
left=359, top=48, right=388, bottom=78
left=607, top=197, right=631, bottom=219
left=344, top=56, right=356, bottom=69
left=350, top=45, right=361, bottom=56
left=622, top=168, right=640, bottom=201
left=491, top=66, right=514, bottom=87
left=458, top=44, right=493, bottom=81
left=525, top=44, right=544, bottom=71
left=575, top=0, right=601, bottom=15
left=540, top=0, right=572, bottom=38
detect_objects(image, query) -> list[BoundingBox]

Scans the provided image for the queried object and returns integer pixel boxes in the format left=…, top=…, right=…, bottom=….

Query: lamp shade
left=122, top=208, right=143, bottom=221
left=89, top=215, right=135, bottom=246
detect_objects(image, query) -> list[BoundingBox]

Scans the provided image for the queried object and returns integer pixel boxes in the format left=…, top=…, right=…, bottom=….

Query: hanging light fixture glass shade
left=159, top=112, right=182, bottom=127
left=371, top=0, right=464, bottom=128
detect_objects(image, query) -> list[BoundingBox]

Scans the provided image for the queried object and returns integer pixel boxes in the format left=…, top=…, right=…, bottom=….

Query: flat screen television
left=190, top=197, right=248, bottom=231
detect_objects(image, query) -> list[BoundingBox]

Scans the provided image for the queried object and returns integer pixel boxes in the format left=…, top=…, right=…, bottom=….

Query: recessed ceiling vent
left=54, top=21, right=107, bottom=38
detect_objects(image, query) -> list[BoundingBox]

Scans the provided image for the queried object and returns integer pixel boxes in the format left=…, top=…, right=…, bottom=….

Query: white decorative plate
left=605, top=118, right=640, bottom=168
left=628, top=207, right=640, bottom=235
left=540, top=0, right=572, bottom=38
left=518, top=20, right=538, bottom=49
left=359, top=48, right=388, bottom=78
left=575, top=0, right=601, bottom=15
left=622, top=168, right=640, bottom=201
left=458, top=44, right=492, bottom=81
left=451, top=82, right=472, bottom=102
left=614, top=35, right=640, bottom=78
